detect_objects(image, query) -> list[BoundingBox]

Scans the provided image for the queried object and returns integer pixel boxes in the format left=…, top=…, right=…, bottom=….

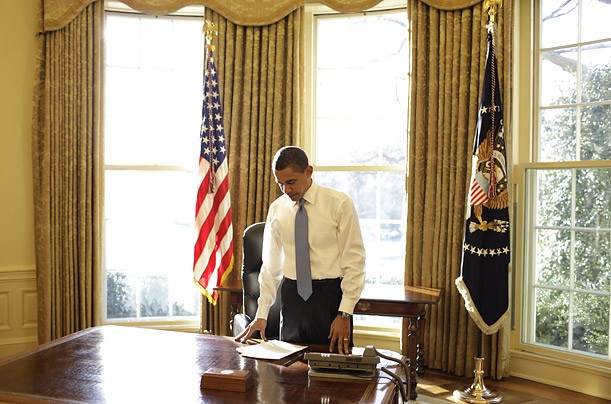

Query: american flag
left=194, top=46, right=234, bottom=304
left=455, top=25, right=510, bottom=335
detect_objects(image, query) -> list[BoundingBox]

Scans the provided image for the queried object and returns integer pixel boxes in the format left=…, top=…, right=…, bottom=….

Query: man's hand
left=235, top=318, right=268, bottom=343
left=328, top=315, right=351, bottom=354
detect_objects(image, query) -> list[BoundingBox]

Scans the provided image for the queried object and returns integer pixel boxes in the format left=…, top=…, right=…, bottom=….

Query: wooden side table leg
left=222, top=290, right=243, bottom=336
left=417, top=306, right=426, bottom=376
left=228, top=302, right=239, bottom=334
left=408, top=315, right=418, bottom=400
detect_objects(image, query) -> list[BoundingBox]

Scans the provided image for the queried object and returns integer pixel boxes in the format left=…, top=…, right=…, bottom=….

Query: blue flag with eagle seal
left=455, top=27, right=510, bottom=335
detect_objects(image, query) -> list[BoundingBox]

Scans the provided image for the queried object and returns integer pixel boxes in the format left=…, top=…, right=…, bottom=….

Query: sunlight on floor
left=419, top=383, right=452, bottom=395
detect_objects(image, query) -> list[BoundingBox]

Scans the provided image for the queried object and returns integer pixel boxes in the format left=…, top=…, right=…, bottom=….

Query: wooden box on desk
left=200, top=368, right=253, bottom=392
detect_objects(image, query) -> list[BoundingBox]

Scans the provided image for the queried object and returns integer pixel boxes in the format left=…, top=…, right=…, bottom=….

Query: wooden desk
left=217, top=283, right=442, bottom=400
left=0, top=326, right=406, bottom=403
left=356, top=284, right=442, bottom=400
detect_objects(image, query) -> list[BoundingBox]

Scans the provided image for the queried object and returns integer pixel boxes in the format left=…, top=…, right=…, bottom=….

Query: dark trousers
left=279, top=277, right=352, bottom=345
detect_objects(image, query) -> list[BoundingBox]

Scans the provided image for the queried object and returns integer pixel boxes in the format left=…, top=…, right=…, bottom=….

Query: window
left=521, top=0, right=610, bottom=362
left=103, top=3, right=409, bottom=328
left=308, top=6, right=408, bottom=329
left=310, top=8, right=408, bottom=287
left=103, top=12, right=203, bottom=324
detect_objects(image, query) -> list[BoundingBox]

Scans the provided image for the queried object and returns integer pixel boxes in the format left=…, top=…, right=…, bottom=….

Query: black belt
left=285, top=277, right=340, bottom=285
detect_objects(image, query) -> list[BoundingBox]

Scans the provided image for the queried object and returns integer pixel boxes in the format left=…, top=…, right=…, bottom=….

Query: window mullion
left=568, top=168, right=577, bottom=352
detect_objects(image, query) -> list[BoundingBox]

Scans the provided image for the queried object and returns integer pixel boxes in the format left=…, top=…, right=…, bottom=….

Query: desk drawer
left=354, top=300, right=421, bottom=317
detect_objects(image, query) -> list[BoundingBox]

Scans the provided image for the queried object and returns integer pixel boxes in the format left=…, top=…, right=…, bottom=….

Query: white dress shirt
left=255, top=181, right=366, bottom=318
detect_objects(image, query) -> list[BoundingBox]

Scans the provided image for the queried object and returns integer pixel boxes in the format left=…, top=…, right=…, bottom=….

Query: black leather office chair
left=232, top=222, right=282, bottom=340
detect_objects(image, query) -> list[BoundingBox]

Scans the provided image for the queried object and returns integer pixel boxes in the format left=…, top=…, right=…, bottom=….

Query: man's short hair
left=273, top=146, right=309, bottom=172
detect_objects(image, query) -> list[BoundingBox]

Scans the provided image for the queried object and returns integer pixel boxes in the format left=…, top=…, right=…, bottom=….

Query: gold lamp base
left=453, top=357, right=503, bottom=403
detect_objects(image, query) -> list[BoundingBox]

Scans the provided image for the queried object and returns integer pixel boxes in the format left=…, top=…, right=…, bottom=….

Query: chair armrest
left=233, top=313, right=251, bottom=337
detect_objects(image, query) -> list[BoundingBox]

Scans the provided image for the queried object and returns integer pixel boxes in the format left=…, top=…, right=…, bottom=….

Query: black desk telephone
left=304, top=346, right=410, bottom=402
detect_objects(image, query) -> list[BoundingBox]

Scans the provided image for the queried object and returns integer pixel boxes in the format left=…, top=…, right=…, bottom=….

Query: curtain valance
left=42, top=0, right=377, bottom=30
left=419, top=0, right=481, bottom=10
left=41, top=0, right=487, bottom=31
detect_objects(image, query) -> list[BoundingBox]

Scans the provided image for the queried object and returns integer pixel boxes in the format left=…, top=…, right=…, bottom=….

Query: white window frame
left=303, top=1, right=408, bottom=339
left=517, top=161, right=610, bottom=368
left=512, top=0, right=611, bottom=372
left=102, top=4, right=205, bottom=331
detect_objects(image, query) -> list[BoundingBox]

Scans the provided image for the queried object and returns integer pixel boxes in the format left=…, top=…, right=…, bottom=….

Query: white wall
left=0, top=0, right=39, bottom=358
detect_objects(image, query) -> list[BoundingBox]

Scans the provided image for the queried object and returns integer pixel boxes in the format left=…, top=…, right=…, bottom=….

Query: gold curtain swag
left=41, top=0, right=489, bottom=31
left=42, top=0, right=380, bottom=30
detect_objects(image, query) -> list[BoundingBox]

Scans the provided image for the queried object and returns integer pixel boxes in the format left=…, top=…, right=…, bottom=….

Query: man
left=235, top=146, right=366, bottom=354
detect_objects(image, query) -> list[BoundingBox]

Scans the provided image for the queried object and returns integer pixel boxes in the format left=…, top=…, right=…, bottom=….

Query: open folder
left=236, top=340, right=307, bottom=360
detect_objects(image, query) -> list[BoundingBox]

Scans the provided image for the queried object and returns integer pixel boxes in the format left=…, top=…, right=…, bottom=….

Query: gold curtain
left=405, top=0, right=513, bottom=379
left=200, top=8, right=303, bottom=334
left=32, top=1, right=104, bottom=343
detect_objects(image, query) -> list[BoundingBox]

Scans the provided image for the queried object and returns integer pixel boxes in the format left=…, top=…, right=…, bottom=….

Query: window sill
left=103, top=321, right=201, bottom=334
left=510, top=349, right=611, bottom=400
left=354, top=324, right=401, bottom=352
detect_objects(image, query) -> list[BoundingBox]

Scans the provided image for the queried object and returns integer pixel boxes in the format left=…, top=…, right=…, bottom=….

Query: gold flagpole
left=199, top=19, right=219, bottom=334
left=453, top=356, right=503, bottom=403
left=454, top=1, right=503, bottom=402
left=202, top=20, right=218, bottom=194
left=203, top=20, right=217, bottom=51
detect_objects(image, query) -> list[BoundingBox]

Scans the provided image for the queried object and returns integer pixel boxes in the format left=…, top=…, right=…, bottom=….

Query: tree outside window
left=523, top=0, right=610, bottom=360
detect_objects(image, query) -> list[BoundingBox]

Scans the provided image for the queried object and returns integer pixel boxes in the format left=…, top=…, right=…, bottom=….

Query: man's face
left=274, top=165, right=313, bottom=201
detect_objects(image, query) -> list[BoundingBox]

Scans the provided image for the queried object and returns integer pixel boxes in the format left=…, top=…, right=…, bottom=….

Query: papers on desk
left=236, top=340, right=307, bottom=360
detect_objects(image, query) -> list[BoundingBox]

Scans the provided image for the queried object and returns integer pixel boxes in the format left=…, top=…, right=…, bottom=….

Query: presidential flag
left=194, top=45, right=234, bottom=304
left=455, top=26, right=510, bottom=335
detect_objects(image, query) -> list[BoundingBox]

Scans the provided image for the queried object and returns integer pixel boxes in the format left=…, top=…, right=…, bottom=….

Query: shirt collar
left=288, top=181, right=317, bottom=207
